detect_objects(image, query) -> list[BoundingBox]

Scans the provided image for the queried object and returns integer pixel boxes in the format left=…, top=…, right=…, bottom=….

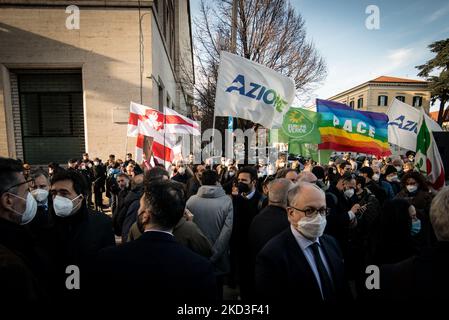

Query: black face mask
left=238, top=182, right=251, bottom=194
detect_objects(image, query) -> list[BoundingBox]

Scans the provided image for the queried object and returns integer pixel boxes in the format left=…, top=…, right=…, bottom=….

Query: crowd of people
left=1, top=150, right=449, bottom=307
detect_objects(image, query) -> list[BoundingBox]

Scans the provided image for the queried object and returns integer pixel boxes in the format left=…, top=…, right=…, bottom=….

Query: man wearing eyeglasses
left=0, top=157, right=44, bottom=302
left=255, top=182, right=350, bottom=304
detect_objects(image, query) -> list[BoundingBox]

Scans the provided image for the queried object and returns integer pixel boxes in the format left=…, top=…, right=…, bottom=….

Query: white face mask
left=406, top=185, right=418, bottom=193
left=93, top=161, right=99, bottom=166
left=53, top=194, right=82, bottom=217
left=31, top=188, right=49, bottom=203
left=228, top=171, right=235, bottom=177
left=178, top=167, right=186, bottom=175
left=9, top=192, right=37, bottom=225
left=297, top=214, right=327, bottom=240
left=395, top=166, right=402, bottom=172
left=372, top=174, right=380, bottom=181
left=344, top=188, right=355, bottom=198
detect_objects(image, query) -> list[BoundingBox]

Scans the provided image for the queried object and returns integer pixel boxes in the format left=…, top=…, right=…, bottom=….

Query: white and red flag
left=164, top=106, right=201, bottom=136
left=127, top=102, right=164, bottom=137
left=127, top=102, right=199, bottom=165
left=128, top=102, right=174, bottom=164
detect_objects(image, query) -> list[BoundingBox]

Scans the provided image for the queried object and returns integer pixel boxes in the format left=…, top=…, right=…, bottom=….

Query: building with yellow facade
left=328, top=76, right=430, bottom=114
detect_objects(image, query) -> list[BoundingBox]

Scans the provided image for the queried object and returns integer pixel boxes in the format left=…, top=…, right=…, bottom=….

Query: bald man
left=255, top=182, right=350, bottom=303
left=249, top=178, right=293, bottom=259
left=298, top=171, right=318, bottom=184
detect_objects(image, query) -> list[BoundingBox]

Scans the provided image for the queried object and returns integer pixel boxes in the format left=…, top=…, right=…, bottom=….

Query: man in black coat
left=48, top=169, right=115, bottom=297
left=359, top=166, right=387, bottom=206
left=112, top=174, right=143, bottom=242
left=230, top=166, right=266, bottom=299
left=111, top=173, right=130, bottom=232
left=380, top=187, right=449, bottom=301
left=28, top=169, right=52, bottom=230
left=0, top=158, right=49, bottom=302
left=90, top=180, right=217, bottom=303
left=186, top=163, right=205, bottom=198
left=325, top=174, right=363, bottom=257
left=171, top=161, right=190, bottom=185
left=80, top=153, right=95, bottom=207
left=92, top=158, right=106, bottom=212
left=249, top=178, right=292, bottom=259
left=255, top=182, right=351, bottom=304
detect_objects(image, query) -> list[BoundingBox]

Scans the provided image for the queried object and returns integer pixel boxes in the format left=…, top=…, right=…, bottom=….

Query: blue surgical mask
left=411, top=219, right=421, bottom=236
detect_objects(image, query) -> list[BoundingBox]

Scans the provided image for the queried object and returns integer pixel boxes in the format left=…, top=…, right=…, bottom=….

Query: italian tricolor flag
left=415, top=109, right=445, bottom=190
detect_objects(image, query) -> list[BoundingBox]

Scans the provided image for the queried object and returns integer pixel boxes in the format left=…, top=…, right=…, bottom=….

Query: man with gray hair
left=255, top=182, right=350, bottom=303
left=28, top=169, right=52, bottom=232
left=380, top=186, right=449, bottom=301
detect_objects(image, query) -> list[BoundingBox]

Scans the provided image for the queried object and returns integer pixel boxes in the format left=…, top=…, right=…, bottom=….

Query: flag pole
left=164, top=106, right=166, bottom=168
left=211, top=114, right=216, bottom=167
left=125, top=137, right=128, bottom=161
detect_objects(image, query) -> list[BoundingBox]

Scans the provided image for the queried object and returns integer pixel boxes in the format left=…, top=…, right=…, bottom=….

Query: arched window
left=349, top=101, right=355, bottom=109
left=357, top=98, right=363, bottom=109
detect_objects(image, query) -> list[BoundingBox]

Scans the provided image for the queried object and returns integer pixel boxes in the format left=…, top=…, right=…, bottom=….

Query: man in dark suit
left=380, top=187, right=449, bottom=301
left=48, top=169, right=115, bottom=299
left=28, top=169, right=52, bottom=232
left=230, top=166, right=266, bottom=299
left=249, top=178, right=292, bottom=259
left=0, top=158, right=47, bottom=302
left=255, top=182, right=351, bottom=304
left=91, top=180, right=217, bottom=303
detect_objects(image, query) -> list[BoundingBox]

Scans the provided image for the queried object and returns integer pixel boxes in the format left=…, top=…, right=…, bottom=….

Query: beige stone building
left=328, top=76, right=431, bottom=114
left=0, top=0, right=194, bottom=164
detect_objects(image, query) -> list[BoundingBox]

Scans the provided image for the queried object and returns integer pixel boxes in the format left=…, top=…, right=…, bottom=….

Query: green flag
left=289, top=143, right=318, bottom=161
left=278, top=107, right=321, bottom=144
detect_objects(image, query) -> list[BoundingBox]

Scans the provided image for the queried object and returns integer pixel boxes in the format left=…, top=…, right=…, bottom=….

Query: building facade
left=0, top=0, right=194, bottom=164
left=328, top=76, right=431, bottom=114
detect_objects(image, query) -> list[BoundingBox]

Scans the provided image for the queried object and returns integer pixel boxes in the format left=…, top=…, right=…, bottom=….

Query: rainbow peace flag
left=317, top=99, right=391, bottom=156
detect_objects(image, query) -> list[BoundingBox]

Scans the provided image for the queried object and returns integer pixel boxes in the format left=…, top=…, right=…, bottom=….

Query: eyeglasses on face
left=289, top=206, right=330, bottom=217
left=1, top=178, right=35, bottom=195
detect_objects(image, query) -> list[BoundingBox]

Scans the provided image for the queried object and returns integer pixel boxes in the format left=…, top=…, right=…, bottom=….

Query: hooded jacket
left=186, top=185, right=233, bottom=274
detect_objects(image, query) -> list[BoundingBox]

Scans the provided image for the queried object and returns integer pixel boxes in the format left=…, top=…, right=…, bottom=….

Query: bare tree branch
left=189, top=0, right=327, bottom=132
